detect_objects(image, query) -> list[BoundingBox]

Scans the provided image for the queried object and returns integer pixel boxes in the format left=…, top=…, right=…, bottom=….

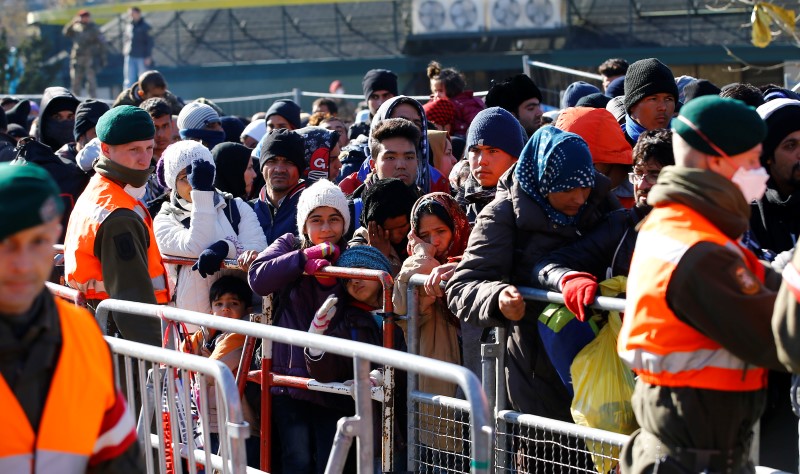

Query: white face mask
left=731, top=167, right=769, bottom=203
left=124, top=183, right=147, bottom=201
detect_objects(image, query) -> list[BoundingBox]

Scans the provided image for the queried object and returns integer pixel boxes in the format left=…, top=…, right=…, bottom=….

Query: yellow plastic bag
left=570, top=311, right=637, bottom=473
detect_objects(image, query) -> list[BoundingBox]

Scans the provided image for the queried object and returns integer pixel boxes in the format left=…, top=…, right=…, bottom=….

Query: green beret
left=0, top=163, right=63, bottom=240
left=673, top=96, right=766, bottom=156
left=96, top=105, right=155, bottom=145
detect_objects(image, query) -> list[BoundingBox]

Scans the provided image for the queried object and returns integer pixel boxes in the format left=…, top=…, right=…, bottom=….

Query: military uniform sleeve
left=772, top=248, right=800, bottom=372
left=95, top=209, right=157, bottom=305
left=667, top=241, right=783, bottom=371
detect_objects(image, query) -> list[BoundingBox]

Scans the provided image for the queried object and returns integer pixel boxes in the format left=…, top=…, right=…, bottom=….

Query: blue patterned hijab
left=515, top=126, right=595, bottom=226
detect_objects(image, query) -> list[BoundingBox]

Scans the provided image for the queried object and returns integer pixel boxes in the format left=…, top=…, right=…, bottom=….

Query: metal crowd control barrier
left=105, top=335, right=250, bottom=474
left=157, top=256, right=399, bottom=472
left=404, top=274, right=629, bottom=473
left=45, top=281, right=87, bottom=307
left=95, top=299, right=493, bottom=474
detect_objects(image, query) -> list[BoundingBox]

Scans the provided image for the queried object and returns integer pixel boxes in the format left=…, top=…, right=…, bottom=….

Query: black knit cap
left=682, top=79, right=721, bottom=104
left=758, top=99, right=800, bottom=166
left=624, top=58, right=679, bottom=113
left=266, top=99, right=301, bottom=130
left=360, top=177, right=418, bottom=228
left=576, top=93, right=612, bottom=109
left=362, top=69, right=398, bottom=100
left=484, top=74, right=543, bottom=115
left=74, top=99, right=110, bottom=141
left=259, top=128, right=306, bottom=172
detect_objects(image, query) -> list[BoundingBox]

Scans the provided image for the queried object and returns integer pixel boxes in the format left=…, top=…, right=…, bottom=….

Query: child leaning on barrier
left=304, top=245, right=389, bottom=383
left=180, top=275, right=260, bottom=467
left=248, top=178, right=352, bottom=473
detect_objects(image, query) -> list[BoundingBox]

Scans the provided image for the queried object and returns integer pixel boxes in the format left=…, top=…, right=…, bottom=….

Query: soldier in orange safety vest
left=64, top=105, right=167, bottom=346
left=618, top=96, right=786, bottom=473
left=0, top=162, right=142, bottom=473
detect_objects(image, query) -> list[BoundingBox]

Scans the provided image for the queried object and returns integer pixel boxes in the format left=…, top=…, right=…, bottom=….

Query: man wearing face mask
left=618, top=96, right=784, bottom=474
left=64, top=106, right=167, bottom=346
left=34, top=87, right=80, bottom=152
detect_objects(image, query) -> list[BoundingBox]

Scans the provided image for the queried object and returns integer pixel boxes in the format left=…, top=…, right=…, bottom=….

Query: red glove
left=561, top=272, right=598, bottom=322
left=302, top=242, right=340, bottom=262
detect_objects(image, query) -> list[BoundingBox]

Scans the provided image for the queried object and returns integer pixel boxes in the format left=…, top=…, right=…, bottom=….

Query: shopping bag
left=537, top=304, right=599, bottom=396
left=570, top=312, right=637, bottom=473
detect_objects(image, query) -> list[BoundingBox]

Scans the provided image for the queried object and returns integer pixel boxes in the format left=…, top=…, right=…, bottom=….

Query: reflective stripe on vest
left=0, top=297, right=116, bottom=473
left=64, top=174, right=170, bottom=303
left=618, top=202, right=767, bottom=392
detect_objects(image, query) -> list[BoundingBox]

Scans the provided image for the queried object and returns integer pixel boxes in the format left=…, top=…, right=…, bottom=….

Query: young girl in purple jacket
left=248, top=179, right=351, bottom=474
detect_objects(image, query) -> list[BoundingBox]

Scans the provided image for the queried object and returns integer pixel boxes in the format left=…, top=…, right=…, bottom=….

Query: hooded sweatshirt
left=35, top=87, right=80, bottom=152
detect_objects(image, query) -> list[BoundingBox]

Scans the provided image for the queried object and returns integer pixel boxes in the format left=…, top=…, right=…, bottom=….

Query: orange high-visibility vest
left=0, top=298, right=117, bottom=473
left=64, top=173, right=169, bottom=303
left=618, top=202, right=767, bottom=391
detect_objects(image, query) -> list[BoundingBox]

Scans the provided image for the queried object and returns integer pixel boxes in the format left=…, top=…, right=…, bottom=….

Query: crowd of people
left=4, top=52, right=800, bottom=474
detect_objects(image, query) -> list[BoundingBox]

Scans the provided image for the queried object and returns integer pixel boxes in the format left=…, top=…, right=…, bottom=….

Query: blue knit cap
left=338, top=245, right=393, bottom=275
left=515, top=127, right=595, bottom=226
left=466, top=107, right=528, bottom=158
left=561, top=81, right=601, bottom=109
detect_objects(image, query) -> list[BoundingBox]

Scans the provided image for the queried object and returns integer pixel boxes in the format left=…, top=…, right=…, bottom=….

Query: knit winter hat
left=423, top=98, right=455, bottom=128
left=682, top=79, right=721, bottom=103
left=162, top=140, right=216, bottom=191
left=266, top=99, right=302, bottom=130
left=177, top=102, right=221, bottom=132
left=96, top=105, right=155, bottom=145
left=555, top=107, right=633, bottom=165
left=0, top=162, right=63, bottom=241
left=575, top=93, right=611, bottom=109
left=624, top=58, right=679, bottom=113
left=362, top=69, right=398, bottom=100
left=561, top=81, right=601, bottom=109
left=259, top=128, right=306, bottom=172
left=466, top=107, right=528, bottom=158
left=484, top=74, right=543, bottom=114
left=674, top=95, right=766, bottom=157
left=605, top=76, right=625, bottom=98
left=296, top=126, right=339, bottom=185
left=6, top=99, right=30, bottom=128
left=757, top=98, right=800, bottom=165
left=296, top=179, right=350, bottom=241
left=675, top=75, right=697, bottom=103
left=515, top=126, right=595, bottom=226
left=74, top=99, right=110, bottom=141
left=338, top=245, right=393, bottom=275
left=241, top=119, right=266, bottom=142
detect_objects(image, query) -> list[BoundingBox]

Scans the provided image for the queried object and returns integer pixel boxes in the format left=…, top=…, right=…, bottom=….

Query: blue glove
left=192, top=240, right=229, bottom=278
left=187, top=159, right=216, bottom=192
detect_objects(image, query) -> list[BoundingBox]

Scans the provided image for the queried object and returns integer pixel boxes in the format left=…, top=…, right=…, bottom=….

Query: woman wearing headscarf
left=446, top=126, right=619, bottom=429
left=392, top=192, right=471, bottom=459
left=211, top=142, right=259, bottom=201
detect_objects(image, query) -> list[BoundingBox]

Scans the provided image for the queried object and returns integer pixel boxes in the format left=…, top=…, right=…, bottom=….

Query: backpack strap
left=224, top=196, right=241, bottom=235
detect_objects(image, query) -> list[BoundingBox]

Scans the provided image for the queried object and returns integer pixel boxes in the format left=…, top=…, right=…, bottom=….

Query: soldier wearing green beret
left=617, top=96, right=785, bottom=473
left=63, top=105, right=168, bottom=346
left=0, top=162, right=143, bottom=472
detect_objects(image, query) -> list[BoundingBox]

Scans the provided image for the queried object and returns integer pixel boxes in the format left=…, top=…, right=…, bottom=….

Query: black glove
left=187, top=159, right=215, bottom=192
left=192, top=240, right=229, bottom=278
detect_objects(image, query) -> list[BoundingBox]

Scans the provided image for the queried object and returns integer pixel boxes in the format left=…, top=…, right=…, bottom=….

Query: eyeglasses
left=628, top=172, right=659, bottom=185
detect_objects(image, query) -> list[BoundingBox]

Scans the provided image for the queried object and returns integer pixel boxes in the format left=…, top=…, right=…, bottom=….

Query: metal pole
left=522, top=54, right=531, bottom=77
left=406, top=285, right=420, bottom=472
left=354, top=356, right=374, bottom=473
left=293, top=88, right=302, bottom=107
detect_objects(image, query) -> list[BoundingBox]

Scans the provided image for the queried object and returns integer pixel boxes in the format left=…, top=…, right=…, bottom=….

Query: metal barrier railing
left=105, top=335, right=250, bottom=474
left=45, top=281, right=87, bottom=307
left=95, top=299, right=493, bottom=474
left=403, top=273, right=628, bottom=473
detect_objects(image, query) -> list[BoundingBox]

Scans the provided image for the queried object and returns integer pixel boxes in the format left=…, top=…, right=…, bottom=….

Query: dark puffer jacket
left=749, top=185, right=800, bottom=255
left=535, top=206, right=648, bottom=288
left=445, top=166, right=619, bottom=421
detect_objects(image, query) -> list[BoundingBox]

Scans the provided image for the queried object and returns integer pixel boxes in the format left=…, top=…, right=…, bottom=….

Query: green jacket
left=62, top=20, right=106, bottom=59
